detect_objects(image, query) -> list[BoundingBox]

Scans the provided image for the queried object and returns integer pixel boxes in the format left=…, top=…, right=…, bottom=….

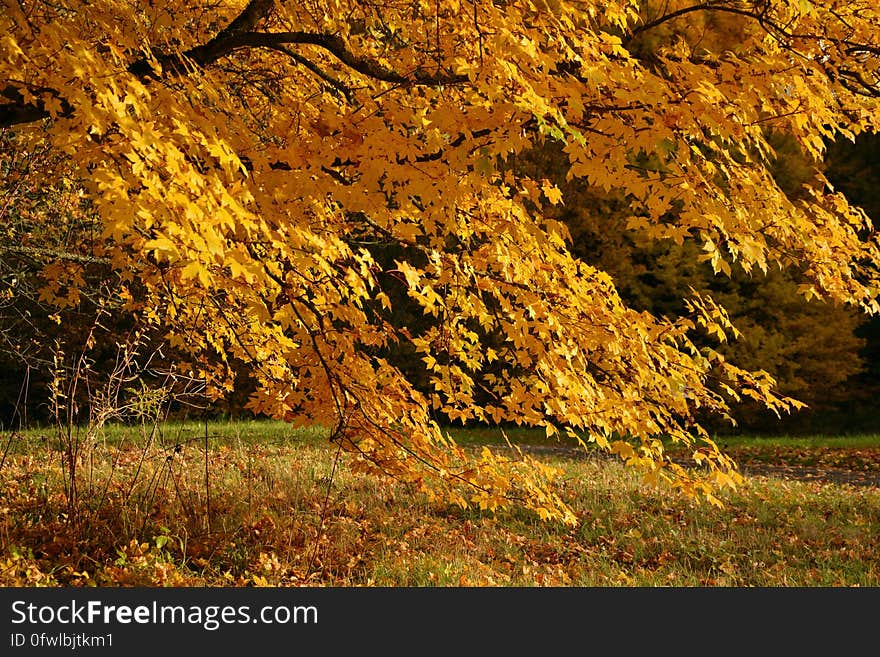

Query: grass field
left=1, top=420, right=878, bottom=586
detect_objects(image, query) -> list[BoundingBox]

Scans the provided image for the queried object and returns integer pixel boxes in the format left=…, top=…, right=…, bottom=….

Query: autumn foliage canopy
left=2, top=0, right=880, bottom=523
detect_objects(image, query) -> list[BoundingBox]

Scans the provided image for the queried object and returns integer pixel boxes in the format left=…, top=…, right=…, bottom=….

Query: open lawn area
left=1, top=421, right=878, bottom=587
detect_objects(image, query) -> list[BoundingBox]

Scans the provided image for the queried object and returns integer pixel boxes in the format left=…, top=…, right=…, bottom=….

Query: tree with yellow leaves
left=2, top=0, right=879, bottom=523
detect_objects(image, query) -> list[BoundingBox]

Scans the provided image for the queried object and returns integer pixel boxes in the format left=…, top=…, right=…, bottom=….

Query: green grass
left=444, top=425, right=880, bottom=450
left=0, top=418, right=329, bottom=454
left=1, top=419, right=878, bottom=587
left=7, top=420, right=880, bottom=451
left=709, top=434, right=880, bottom=449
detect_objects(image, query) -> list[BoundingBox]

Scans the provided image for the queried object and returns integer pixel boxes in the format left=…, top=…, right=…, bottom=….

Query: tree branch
left=625, top=1, right=880, bottom=97
left=2, top=8, right=467, bottom=129
left=261, top=44, right=355, bottom=103
left=0, top=245, right=112, bottom=266
left=128, top=30, right=468, bottom=87
left=223, top=0, right=276, bottom=36
left=0, top=85, right=70, bottom=129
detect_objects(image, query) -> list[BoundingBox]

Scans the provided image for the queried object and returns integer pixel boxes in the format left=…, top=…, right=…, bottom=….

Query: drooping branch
left=1, top=0, right=466, bottom=129
left=625, top=1, right=880, bottom=97
left=626, top=1, right=761, bottom=43
left=1, top=0, right=276, bottom=128
left=259, top=43, right=355, bottom=103
left=128, top=31, right=469, bottom=86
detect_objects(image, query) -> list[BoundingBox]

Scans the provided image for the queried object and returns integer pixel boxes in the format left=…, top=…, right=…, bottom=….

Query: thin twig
left=304, top=440, right=343, bottom=582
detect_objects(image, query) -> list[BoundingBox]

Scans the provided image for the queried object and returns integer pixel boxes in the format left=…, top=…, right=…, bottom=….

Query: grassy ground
left=1, top=420, right=878, bottom=586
